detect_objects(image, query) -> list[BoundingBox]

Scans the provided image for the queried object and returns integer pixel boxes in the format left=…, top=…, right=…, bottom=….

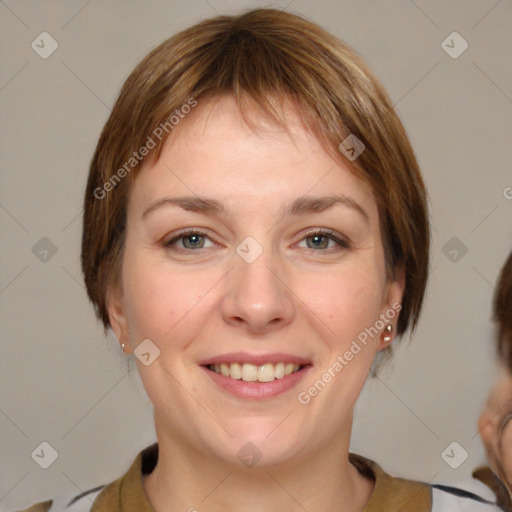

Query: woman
left=474, top=251, right=512, bottom=511
left=16, top=8, right=499, bottom=512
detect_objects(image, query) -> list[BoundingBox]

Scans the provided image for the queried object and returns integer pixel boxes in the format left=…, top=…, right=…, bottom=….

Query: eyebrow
left=142, top=194, right=369, bottom=223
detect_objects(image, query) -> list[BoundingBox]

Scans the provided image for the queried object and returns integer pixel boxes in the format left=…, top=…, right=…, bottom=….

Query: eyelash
left=164, top=229, right=350, bottom=254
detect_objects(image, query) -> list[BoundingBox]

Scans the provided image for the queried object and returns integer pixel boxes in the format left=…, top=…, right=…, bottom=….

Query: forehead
left=130, top=95, right=377, bottom=220
left=165, top=95, right=324, bottom=158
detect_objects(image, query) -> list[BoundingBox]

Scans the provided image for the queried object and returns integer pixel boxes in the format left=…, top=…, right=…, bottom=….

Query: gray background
left=1, top=0, right=511, bottom=509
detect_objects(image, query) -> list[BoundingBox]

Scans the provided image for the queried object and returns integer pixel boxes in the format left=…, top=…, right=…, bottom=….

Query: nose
left=220, top=249, right=295, bottom=334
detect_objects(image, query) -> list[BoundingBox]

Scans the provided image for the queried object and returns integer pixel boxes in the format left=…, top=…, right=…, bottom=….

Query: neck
left=143, top=417, right=374, bottom=512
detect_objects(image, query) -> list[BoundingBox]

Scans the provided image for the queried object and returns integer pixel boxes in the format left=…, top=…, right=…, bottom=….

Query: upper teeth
left=209, top=362, right=302, bottom=382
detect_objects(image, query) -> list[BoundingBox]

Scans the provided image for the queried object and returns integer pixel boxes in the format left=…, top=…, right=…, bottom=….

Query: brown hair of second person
left=494, top=251, right=512, bottom=371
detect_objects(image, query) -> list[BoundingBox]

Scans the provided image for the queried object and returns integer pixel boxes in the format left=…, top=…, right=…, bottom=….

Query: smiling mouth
left=205, top=362, right=309, bottom=383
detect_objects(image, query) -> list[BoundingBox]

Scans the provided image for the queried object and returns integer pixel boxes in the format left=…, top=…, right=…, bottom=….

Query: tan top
left=15, top=443, right=433, bottom=511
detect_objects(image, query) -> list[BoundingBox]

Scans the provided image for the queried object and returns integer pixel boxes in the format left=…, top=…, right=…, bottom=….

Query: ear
left=376, top=264, right=405, bottom=351
left=106, top=282, right=132, bottom=353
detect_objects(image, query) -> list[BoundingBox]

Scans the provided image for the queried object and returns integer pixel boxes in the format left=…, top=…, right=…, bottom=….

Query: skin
left=108, top=95, right=405, bottom=512
left=479, top=363, right=512, bottom=492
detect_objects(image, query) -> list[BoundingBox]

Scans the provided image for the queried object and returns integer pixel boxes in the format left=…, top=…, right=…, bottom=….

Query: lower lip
left=200, top=365, right=312, bottom=399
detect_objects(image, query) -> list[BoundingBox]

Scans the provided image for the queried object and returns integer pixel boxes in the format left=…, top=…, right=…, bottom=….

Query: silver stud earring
left=121, top=343, right=126, bottom=352
left=383, top=324, right=393, bottom=343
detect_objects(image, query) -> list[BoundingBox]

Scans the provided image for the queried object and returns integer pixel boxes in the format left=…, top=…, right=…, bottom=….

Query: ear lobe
left=106, top=284, right=131, bottom=351
left=376, top=265, right=406, bottom=351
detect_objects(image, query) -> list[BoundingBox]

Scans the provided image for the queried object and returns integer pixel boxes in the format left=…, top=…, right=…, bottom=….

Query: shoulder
left=350, top=453, right=432, bottom=511
left=431, top=484, right=502, bottom=511
left=11, top=501, right=53, bottom=512
left=350, top=453, right=502, bottom=512
left=9, top=443, right=155, bottom=512
left=10, top=486, right=104, bottom=512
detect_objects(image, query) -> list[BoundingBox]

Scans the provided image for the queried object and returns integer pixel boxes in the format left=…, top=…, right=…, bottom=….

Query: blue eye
left=166, top=231, right=214, bottom=251
left=298, top=230, right=350, bottom=251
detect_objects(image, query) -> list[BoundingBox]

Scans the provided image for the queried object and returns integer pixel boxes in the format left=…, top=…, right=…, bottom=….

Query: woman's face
left=109, top=96, right=404, bottom=467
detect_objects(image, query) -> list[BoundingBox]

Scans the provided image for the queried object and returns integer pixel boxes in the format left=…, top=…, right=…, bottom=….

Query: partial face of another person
left=479, top=368, right=512, bottom=487
left=108, top=95, right=404, bottom=467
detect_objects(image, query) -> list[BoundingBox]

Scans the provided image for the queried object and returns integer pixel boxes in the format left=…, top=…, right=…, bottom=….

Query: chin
left=205, top=421, right=306, bottom=468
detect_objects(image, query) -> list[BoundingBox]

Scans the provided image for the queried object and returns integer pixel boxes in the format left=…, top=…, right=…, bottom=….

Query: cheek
left=299, top=262, right=385, bottom=341
left=121, top=252, right=213, bottom=343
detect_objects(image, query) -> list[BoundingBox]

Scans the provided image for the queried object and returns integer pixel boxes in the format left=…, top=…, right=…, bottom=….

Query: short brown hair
left=494, top=251, right=512, bottom=371
left=81, top=8, right=430, bottom=343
